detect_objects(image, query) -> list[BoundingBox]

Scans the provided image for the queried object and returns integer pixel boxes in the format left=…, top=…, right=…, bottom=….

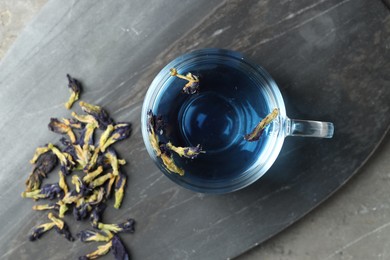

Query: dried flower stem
left=244, top=108, right=279, bottom=142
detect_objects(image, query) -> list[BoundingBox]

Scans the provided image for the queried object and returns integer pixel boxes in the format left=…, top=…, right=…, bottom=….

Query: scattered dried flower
left=77, top=229, right=113, bottom=242
left=97, top=218, right=135, bottom=234
left=90, top=203, right=106, bottom=228
left=114, top=173, right=126, bottom=209
left=79, top=101, right=114, bottom=130
left=48, top=118, right=77, bottom=143
left=29, top=222, right=56, bottom=241
left=23, top=75, right=134, bottom=259
left=111, top=235, right=130, bottom=260
left=83, top=166, right=104, bottom=184
left=65, top=74, right=82, bottom=109
left=25, top=150, right=58, bottom=192
left=100, top=123, right=132, bottom=152
left=79, top=240, right=112, bottom=260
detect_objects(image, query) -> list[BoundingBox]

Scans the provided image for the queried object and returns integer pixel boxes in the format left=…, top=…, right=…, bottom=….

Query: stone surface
left=0, top=0, right=389, bottom=260
left=0, top=0, right=47, bottom=60
left=238, top=135, right=390, bottom=260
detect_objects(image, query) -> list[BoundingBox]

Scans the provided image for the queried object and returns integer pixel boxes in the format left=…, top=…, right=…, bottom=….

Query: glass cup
left=141, top=49, right=334, bottom=194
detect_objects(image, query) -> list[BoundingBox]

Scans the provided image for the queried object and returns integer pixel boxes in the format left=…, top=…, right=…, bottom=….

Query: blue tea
left=142, top=49, right=332, bottom=193
left=151, top=61, right=275, bottom=190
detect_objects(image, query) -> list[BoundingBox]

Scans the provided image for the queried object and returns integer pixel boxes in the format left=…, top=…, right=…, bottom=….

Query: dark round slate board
left=0, top=0, right=388, bottom=259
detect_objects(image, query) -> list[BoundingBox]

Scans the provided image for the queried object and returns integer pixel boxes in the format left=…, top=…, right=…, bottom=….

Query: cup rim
left=141, top=48, right=286, bottom=194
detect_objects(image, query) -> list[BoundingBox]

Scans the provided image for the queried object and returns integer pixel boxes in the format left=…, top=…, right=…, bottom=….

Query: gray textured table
left=0, top=0, right=389, bottom=259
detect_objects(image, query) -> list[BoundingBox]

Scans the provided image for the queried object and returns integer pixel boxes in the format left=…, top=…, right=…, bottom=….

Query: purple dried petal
left=77, top=230, right=96, bottom=242
left=35, top=151, right=58, bottom=173
left=117, top=218, right=135, bottom=233
left=25, top=152, right=58, bottom=192
left=111, top=123, right=132, bottom=142
left=90, top=203, right=106, bottom=228
left=182, top=80, right=199, bottom=94
left=159, top=143, right=171, bottom=156
left=48, top=118, right=70, bottom=135
left=67, top=74, right=82, bottom=94
left=40, top=183, right=63, bottom=200
left=79, top=101, right=114, bottom=130
left=111, top=235, right=130, bottom=260
left=29, top=222, right=55, bottom=241
left=73, top=202, right=90, bottom=221
left=60, top=138, right=77, bottom=161
left=54, top=223, right=74, bottom=241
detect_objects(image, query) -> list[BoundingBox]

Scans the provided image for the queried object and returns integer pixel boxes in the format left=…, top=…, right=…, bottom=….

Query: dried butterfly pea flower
left=72, top=175, right=83, bottom=193
left=57, top=201, right=69, bottom=218
left=21, top=189, right=49, bottom=200
left=48, top=143, right=76, bottom=176
left=79, top=101, right=114, bottom=130
left=114, top=172, right=126, bottom=209
left=71, top=144, right=93, bottom=171
left=65, top=74, right=82, bottom=110
left=58, top=171, right=69, bottom=194
left=71, top=112, right=99, bottom=126
left=100, top=123, right=132, bottom=152
left=40, top=183, right=64, bottom=199
left=83, top=166, right=104, bottom=184
left=166, top=142, right=205, bottom=159
left=147, top=110, right=165, bottom=135
left=48, top=213, right=75, bottom=241
left=90, top=203, right=106, bottom=228
left=29, top=222, right=56, bottom=241
left=244, top=108, right=279, bottom=142
left=149, top=130, right=161, bottom=157
left=170, top=68, right=200, bottom=94
left=54, top=224, right=75, bottom=241
left=22, top=183, right=63, bottom=200
left=32, top=203, right=60, bottom=211
left=25, top=150, right=58, bottom=192
left=97, top=218, right=135, bottom=234
left=78, top=121, right=98, bottom=147
left=79, top=240, right=112, bottom=260
left=84, top=131, right=119, bottom=171
left=62, top=118, right=84, bottom=129
left=77, top=229, right=113, bottom=242
left=60, top=138, right=78, bottom=162
left=147, top=111, right=162, bottom=157
left=61, top=190, right=82, bottom=204
left=160, top=153, right=184, bottom=176
left=73, top=189, right=104, bottom=221
left=111, top=234, right=130, bottom=260
left=30, top=146, right=51, bottom=164
left=104, top=174, right=116, bottom=199
left=99, top=125, right=114, bottom=148
left=159, top=143, right=172, bottom=157
left=105, top=148, right=121, bottom=176
left=87, top=187, right=105, bottom=205
left=90, top=173, right=114, bottom=189
left=73, top=199, right=91, bottom=221
left=147, top=110, right=185, bottom=175
left=48, top=212, right=64, bottom=229
left=84, top=147, right=101, bottom=172
left=48, top=118, right=77, bottom=143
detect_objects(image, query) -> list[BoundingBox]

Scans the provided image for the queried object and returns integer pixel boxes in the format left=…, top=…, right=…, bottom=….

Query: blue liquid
left=153, top=63, right=272, bottom=186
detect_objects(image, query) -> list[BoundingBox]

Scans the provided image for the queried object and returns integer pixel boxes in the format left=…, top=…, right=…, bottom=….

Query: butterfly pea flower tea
left=142, top=49, right=334, bottom=194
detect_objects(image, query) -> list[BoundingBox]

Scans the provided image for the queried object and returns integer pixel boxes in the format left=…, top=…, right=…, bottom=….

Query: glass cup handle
left=285, top=118, right=334, bottom=138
